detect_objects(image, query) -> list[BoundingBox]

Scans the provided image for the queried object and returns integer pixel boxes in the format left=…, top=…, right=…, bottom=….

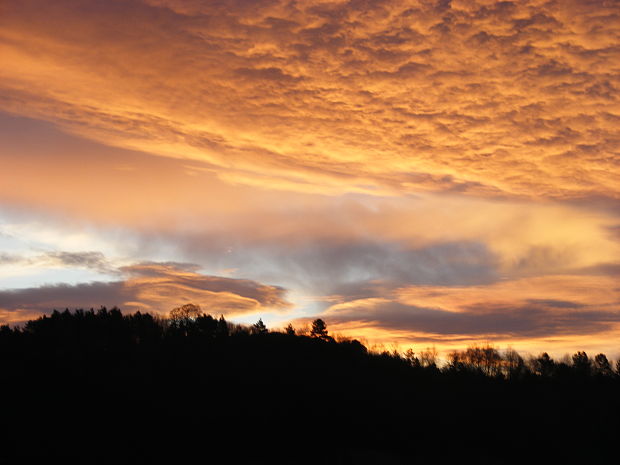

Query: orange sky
left=0, top=0, right=619, bottom=358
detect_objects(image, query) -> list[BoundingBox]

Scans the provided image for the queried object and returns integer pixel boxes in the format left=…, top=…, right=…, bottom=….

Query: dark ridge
left=1, top=307, right=620, bottom=464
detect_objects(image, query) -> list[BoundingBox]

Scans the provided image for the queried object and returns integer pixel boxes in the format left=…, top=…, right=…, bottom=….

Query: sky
left=1, top=0, right=619, bottom=357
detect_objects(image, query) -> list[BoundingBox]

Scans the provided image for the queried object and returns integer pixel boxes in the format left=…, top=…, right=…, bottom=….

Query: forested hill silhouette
left=2, top=306, right=620, bottom=464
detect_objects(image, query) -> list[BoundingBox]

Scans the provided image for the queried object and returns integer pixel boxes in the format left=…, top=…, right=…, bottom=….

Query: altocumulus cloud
left=0, top=0, right=618, bottom=198
left=0, top=262, right=291, bottom=324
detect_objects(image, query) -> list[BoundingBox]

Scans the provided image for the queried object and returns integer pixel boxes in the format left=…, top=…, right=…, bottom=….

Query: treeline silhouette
left=2, top=306, right=620, bottom=464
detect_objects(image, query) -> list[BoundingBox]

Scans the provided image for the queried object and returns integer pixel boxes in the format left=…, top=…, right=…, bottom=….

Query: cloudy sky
left=1, top=0, right=619, bottom=356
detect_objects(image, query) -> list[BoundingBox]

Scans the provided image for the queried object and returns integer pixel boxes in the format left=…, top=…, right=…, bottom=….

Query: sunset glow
left=1, top=0, right=618, bottom=358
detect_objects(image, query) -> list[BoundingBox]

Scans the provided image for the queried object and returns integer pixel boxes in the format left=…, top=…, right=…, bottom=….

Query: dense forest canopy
left=3, top=305, right=618, bottom=379
left=2, top=306, right=620, bottom=464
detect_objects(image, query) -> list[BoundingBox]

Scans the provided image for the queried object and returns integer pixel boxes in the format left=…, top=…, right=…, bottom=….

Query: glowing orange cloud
left=1, top=0, right=618, bottom=199
left=1, top=119, right=617, bottom=278
left=0, top=112, right=618, bottom=355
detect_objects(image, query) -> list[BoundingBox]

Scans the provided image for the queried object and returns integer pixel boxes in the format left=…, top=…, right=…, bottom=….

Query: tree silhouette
left=572, top=351, right=591, bottom=375
left=5, top=306, right=620, bottom=465
left=504, top=348, right=525, bottom=379
left=532, top=352, right=555, bottom=377
left=451, top=344, right=502, bottom=376
left=593, top=353, right=612, bottom=376
left=310, top=319, right=329, bottom=340
left=404, top=348, right=420, bottom=368
left=217, top=315, right=229, bottom=337
left=170, top=303, right=202, bottom=323
left=419, top=347, right=438, bottom=368
left=252, top=318, right=268, bottom=335
left=284, top=324, right=296, bottom=336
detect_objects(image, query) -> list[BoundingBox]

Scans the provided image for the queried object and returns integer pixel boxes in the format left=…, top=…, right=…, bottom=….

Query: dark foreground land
left=2, top=308, right=620, bottom=464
